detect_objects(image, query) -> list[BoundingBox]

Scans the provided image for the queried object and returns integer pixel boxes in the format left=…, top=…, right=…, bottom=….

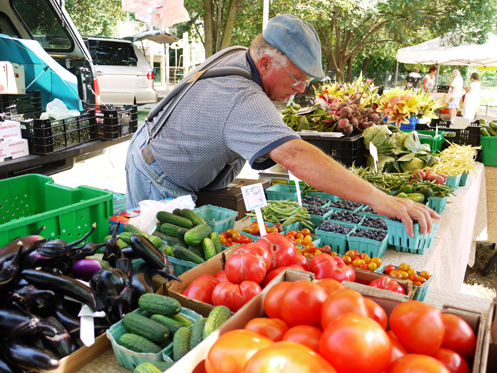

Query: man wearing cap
left=125, top=14, right=438, bottom=237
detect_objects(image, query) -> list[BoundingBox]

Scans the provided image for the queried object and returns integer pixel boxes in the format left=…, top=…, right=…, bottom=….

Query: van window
left=87, top=40, right=138, bottom=67
left=0, top=13, right=20, bottom=37
left=13, top=0, right=72, bottom=50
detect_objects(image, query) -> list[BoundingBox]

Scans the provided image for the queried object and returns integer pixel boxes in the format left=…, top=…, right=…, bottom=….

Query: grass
left=462, top=242, right=497, bottom=299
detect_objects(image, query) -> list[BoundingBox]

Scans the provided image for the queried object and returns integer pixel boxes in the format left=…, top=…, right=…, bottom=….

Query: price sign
left=370, top=143, right=378, bottom=172
left=288, top=171, right=302, bottom=206
left=241, top=183, right=268, bottom=236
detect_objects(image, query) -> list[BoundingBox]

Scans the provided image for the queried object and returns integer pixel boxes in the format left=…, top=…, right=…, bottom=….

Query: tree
left=65, top=0, right=126, bottom=36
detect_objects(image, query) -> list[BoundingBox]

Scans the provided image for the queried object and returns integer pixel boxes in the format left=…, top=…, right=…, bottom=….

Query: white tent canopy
left=397, top=32, right=497, bottom=66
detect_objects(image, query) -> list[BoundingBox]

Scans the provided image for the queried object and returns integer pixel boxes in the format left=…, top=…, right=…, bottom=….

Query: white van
left=85, top=37, right=158, bottom=106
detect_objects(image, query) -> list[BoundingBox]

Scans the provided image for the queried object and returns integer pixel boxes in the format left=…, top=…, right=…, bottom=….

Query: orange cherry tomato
left=303, top=235, right=313, bottom=245
left=389, top=270, right=403, bottom=279
left=301, top=228, right=311, bottom=236
left=372, top=257, right=382, bottom=266
left=368, top=262, right=378, bottom=271
left=267, top=227, right=278, bottom=233
left=287, top=230, right=297, bottom=237
left=420, top=270, right=431, bottom=280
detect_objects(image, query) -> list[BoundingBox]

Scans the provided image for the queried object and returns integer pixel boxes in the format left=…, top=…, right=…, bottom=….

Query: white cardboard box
left=0, top=62, right=26, bottom=94
left=0, top=138, right=29, bottom=162
left=0, top=120, right=22, bottom=141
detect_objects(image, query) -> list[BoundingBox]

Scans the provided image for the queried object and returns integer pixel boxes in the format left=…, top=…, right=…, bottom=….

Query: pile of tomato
left=219, top=228, right=254, bottom=246
left=205, top=280, right=476, bottom=373
left=243, top=221, right=281, bottom=236
left=384, top=263, right=431, bottom=287
left=340, top=249, right=383, bottom=271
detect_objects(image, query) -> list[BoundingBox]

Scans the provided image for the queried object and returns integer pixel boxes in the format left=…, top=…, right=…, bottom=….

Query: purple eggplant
left=21, top=269, right=105, bottom=311
left=0, top=308, right=55, bottom=338
left=0, top=245, right=23, bottom=293
left=38, top=316, right=77, bottom=358
left=71, top=258, right=111, bottom=281
left=102, top=223, right=123, bottom=268
left=7, top=285, right=56, bottom=316
left=0, top=356, right=22, bottom=373
left=3, top=339, right=59, bottom=371
left=0, top=233, right=45, bottom=267
left=130, top=262, right=155, bottom=309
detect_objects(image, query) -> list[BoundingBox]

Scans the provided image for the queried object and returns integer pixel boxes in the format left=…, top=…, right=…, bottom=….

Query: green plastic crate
left=193, top=205, right=238, bottom=234
left=404, top=130, right=445, bottom=152
left=315, top=222, right=356, bottom=254
left=427, top=196, right=448, bottom=214
left=346, top=226, right=388, bottom=258
left=481, top=136, right=497, bottom=166
left=380, top=265, right=433, bottom=301
left=385, top=219, right=439, bottom=254
left=265, top=184, right=299, bottom=201
left=0, top=174, right=112, bottom=247
left=168, top=256, right=201, bottom=276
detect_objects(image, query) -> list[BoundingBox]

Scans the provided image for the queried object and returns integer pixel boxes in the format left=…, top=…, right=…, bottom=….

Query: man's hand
left=369, top=194, right=440, bottom=238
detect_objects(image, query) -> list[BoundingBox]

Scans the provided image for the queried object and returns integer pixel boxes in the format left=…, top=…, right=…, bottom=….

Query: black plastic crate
left=20, top=111, right=97, bottom=154
left=301, top=133, right=366, bottom=167
left=0, top=91, right=42, bottom=119
left=83, top=103, right=138, bottom=140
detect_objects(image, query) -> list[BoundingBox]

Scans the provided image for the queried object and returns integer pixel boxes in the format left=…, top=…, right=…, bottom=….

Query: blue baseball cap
left=263, top=14, right=325, bottom=79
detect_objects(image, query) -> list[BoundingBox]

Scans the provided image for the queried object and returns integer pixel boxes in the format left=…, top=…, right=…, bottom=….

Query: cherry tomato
left=231, top=232, right=240, bottom=241
left=294, top=238, right=303, bottom=245
left=303, top=235, right=313, bottom=245
left=321, top=245, right=332, bottom=254
left=420, top=270, right=431, bottom=280
left=389, top=269, right=403, bottom=279
left=287, top=230, right=297, bottom=237
left=236, top=235, right=251, bottom=244
left=399, top=270, right=409, bottom=279
left=372, top=257, right=382, bottom=266
left=219, top=235, right=228, bottom=244
left=384, top=264, right=396, bottom=274
left=387, top=354, right=451, bottom=373
left=344, top=250, right=356, bottom=258
left=226, top=228, right=236, bottom=237
left=272, top=222, right=284, bottom=232
left=301, top=228, right=311, bottom=236
left=440, top=313, right=476, bottom=360
left=295, top=232, right=304, bottom=239
left=244, top=318, right=290, bottom=342
left=368, top=262, right=378, bottom=271
left=389, top=300, right=445, bottom=355
left=364, top=297, right=388, bottom=330
left=359, top=263, right=369, bottom=270
left=432, top=348, right=470, bottom=373
left=282, top=325, right=323, bottom=353
left=249, top=225, right=260, bottom=235
left=398, top=263, right=410, bottom=272
left=342, top=255, right=352, bottom=264
left=267, top=227, right=278, bottom=233
left=321, top=288, right=369, bottom=330
left=263, top=281, right=293, bottom=318
left=316, top=278, right=345, bottom=296
left=320, top=314, right=391, bottom=373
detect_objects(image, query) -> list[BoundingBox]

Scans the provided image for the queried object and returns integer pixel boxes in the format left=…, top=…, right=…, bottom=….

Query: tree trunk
left=220, top=0, right=238, bottom=50
left=361, top=57, right=370, bottom=75
left=346, top=58, right=353, bottom=82
left=203, top=0, right=214, bottom=58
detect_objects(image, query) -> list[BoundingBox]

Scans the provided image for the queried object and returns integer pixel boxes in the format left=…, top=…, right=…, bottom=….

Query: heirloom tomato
left=321, top=288, right=369, bottom=330
left=181, top=274, right=219, bottom=304
left=205, top=329, right=273, bottom=373
left=244, top=318, right=289, bottom=342
left=388, top=333, right=407, bottom=364
left=214, top=270, right=229, bottom=283
left=432, top=348, right=470, bottom=373
left=260, top=267, right=286, bottom=289
left=440, top=313, right=476, bottom=360
left=280, top=280, right=328, bottom=328
left=225, top=246, right=267, bottom=284
left=211, top=281, right=261, bottom=312
left=369, top=276, right=406, bottom=294
left=310, top=253, right=355, bottom=283
left=387, top=354, right=451, bottom=373
left=389, top=301, right=445, bottom=355
left=263, top=281, right=292, bottom=319
left=255, top=232, right=296, bottom=270
left=364, top=297, right=388, bottom=330
left=282, top=325, right=322, bottom=353
left=320, top=314, right=391, bottom=373
left=316, top=278, right=344, bottom=296
left=293, top=252, right=310, bottom=271
left=244, top=341, right=337, bottom=373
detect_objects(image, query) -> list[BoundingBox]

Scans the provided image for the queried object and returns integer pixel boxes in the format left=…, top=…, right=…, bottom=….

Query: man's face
left=260, top=56, right=309, bottom=102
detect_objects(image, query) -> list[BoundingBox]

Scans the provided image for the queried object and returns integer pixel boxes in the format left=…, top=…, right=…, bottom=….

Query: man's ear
left=259, top=55, right=271, bottom=75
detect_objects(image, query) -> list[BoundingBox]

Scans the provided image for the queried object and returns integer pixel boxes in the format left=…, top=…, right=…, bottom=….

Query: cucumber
left=172, top=246, right=205, bottom=264
left=150, top=362, right=175, bottom=371
left=123, top=313, right=169, bottom=343
left=173, top=208, right=182, bottom=216
left=170, top=314, right=193, bottom=328
left=210, top=232, right=222, bottom=254
left=123, top=224, right=145, bottom=234
left=157, top=211, right=193, bottom=229
left=160, top=223, right=183, bottom=238
left=406, top=193, right=425, bottom=203
left=190, top=318, right=207, bottom=350
left=188, top=245, right=205, bottom=260
left=481, top=127, right=491, bottom=136
left=180, top=209, right=206, bottom=226
left=118, top=333, right=162, bottom=354
left=138, top=293, right=182, bottom=316
left=184, top=224, right=212, bottom=246
left=119, top=232, right=134, bottom=245
left=146, top=234, right=163, bottom=249
left=176, top=227, right=189, bottom=247
left=117, top=238, right=129, bottom=249
left=173, top=327, right=191, bottom=362
left=151, top=314, right=183, bottom=335
left=487, top=126, right=497, bottom=137
left=134, top=362, right=164, bottom=373
left=202, top=238, right=217, bottom=260
left=417, top=187, right=434, bottom=200
left=489, top=122, right=497, bottom=131
left=203, top=306, right=231, bottom=339
left=161, top=245, right=174, bottom=257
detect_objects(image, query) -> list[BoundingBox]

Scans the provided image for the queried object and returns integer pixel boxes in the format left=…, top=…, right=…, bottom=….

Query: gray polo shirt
left=147, top=48, right=300, bottom=192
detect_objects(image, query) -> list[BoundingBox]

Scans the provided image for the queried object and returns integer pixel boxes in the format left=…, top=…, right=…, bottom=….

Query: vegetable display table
left=381, top=162, right=487, bottom=293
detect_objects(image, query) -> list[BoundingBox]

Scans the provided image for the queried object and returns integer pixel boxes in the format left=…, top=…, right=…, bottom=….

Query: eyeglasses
left=272, top=58, right=313, bottom=89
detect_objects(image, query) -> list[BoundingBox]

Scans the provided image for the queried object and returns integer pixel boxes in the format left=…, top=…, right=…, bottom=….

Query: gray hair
left=452, top=69, right=461, bottom=77
left=250, top=34, right=290, bottom=68
left=413, top=67, right=419, bottom=73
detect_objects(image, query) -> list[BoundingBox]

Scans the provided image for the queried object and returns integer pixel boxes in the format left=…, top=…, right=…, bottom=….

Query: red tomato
left=321, top=288, right=369, bottom=330
left=239, top=243, right=274, bottom=270
left=280, top=280, right=328, bottom=328
left=260, top=267, right=286, bottom=289
left=244, top=341, right=337, bottom=373
left=214, top=270, right=229, bottom=283
left=286, top=264, right=306, bottom=271
left=441, top=313, right=476, bottom=360
left=181, top=274, right=219, bottom=304
left=225, top=246, right=267, bottom=284
left=293, top=252, right=310, bottom=271
left=310, top=253, right=356, bottom=283
left=263, top=281, right=292, bottom=319
left=255, top=232, right=296, bottom=270
left=364, top=297, right=388, bottom=330
left=320, top=314, right=391, bottom=373
left=388, top=333, right=407, bottom=364
left=282, top=325, right=323, bottom=353
left=244, top=318, right=289, bottom=342
left=387, top=354, right=451, bottom=373
left=236, top=235, right=251, bottom=244
left=316, top=278, right=344, bottom=296
left=205, top=329, right=273, bottom=373
left=389, top=300, right=445, bottom=355
left=211, top=281, right=261, bottom=312
left=369, top=275, right=406, bottom=294
left=384, top=264, right=397, bottom=274
left=432, top=348, right=470, bottom=373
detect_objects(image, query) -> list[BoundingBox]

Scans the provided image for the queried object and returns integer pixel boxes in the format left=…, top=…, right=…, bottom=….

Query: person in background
left=448, top=69, right=463, bottom=122
left=125, top=14, right=438, bottom=238
left=404, top=67, right=422, bottom=89
left=463, top=73, right=481, bottom=120
left=423, top=66, right=437, bottom=93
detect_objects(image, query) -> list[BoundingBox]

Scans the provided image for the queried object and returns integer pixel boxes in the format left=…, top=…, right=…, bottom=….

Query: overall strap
left=145, top=46, right=250, bottom=139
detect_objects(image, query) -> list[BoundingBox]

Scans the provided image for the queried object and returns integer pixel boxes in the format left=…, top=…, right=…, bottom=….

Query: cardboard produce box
left=480, top=299, right=497, bottom=372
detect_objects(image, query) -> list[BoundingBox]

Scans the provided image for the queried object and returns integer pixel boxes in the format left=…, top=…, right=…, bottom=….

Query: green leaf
left=397, top=153, right=416, bottom=162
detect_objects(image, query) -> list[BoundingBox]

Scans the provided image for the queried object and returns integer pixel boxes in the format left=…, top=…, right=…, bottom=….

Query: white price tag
left=241, top=183, right=268, bottom=236
left=78, top=304, right=106, bottom=347
left=370, top=143, right=378, bottom=172
left=288, top=172, right=302, bottom=206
